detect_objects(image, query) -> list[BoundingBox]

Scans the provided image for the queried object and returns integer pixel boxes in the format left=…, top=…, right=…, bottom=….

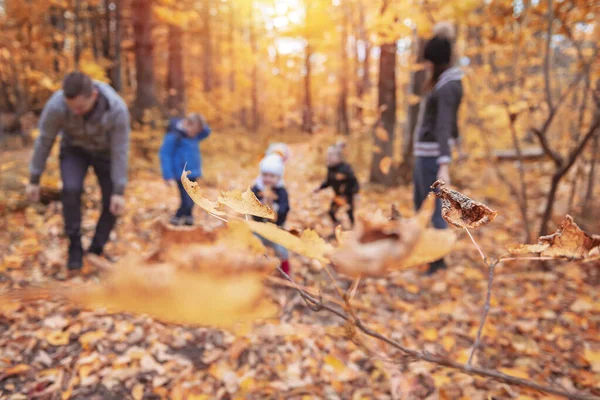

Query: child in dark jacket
left=159, top=113, right=211, bottom=226
left=251, top=152, right=291, bottom=275
left=314, top=142, right=360, bottom=227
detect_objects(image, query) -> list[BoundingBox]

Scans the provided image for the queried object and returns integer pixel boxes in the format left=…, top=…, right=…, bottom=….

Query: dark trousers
left=176, top=180, right=194, bottom=217
left=60, top=146, right=116, bottom=251
left=413, top=156, right=447, bottom=229
left=329, top=195, right=355, bottom=226
left=414, top=156, right=448, bottom=272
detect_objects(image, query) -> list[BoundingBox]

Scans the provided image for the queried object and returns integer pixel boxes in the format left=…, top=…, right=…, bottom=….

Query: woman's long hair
left=425, top=63, right=451, bottom=92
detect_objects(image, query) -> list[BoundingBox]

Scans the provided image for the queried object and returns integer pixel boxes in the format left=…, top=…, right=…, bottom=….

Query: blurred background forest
left=0, top=1, right=600, bottom=399
left=0, top=0, right=599, bottom=239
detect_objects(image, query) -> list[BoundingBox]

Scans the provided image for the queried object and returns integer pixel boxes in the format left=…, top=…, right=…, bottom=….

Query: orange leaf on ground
left=432, top=180, right=498, bottom=229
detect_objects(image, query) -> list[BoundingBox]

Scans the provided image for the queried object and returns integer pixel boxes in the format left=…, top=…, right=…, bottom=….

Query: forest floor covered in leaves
left=0, top=134, right=599, bottom=400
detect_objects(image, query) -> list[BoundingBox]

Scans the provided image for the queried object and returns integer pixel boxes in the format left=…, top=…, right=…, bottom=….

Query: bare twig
left=464, top=227, right=486, bottom=262
left=273, top=266, right=599, bottom=399
left=467, top=258, right=497, bottom=367
left=544, top=0, right=554, bottom=110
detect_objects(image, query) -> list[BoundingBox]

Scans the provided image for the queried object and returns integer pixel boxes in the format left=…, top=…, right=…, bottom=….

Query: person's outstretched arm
left=29, top=92, right=64, bottom=185
left=159, top=132, right=179, bottom=181
left=110, top=108, right=131, bottom=196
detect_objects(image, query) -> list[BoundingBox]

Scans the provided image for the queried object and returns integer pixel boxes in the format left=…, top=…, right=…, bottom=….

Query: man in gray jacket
left=27, top=72, right=130, bottom=270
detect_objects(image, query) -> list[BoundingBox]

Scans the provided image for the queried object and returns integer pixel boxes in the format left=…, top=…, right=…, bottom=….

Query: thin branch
left=467, top=258, right=497, bottom=366
left=544, top=0, right=554, bottom=110
left=273, top=265, right=600, bottom=400
left=531, top=128, right=563, bottom=167
left=464, top=227, right=486, bottom=262
left=560, top=115, right=600, bottom=177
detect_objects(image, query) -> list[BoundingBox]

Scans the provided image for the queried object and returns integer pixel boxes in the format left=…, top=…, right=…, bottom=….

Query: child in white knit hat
left=251, top=151, right=291, bottom=275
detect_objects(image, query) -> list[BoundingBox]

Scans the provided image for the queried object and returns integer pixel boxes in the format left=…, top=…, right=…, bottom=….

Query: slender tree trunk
left=74, top=0, right=82, bottom=66
left=203, top=0, right=213, bottom=93
left=303, top=44, right=313, bottom=133
left=337, top=1, right=350, bottom=136
left=583, top=131, right=599, bottom=213
left=355, top=0, right=369, bottom=120
left=89, top=5, right=99, bottom=60
left=399, top=34, right=425, bottom=181
left=50, top=7, right=65, bottom=73
left=111, top=0, right=122, bottom=91
left=167, top=24, right=185, bottom=115
left=249, top=5, right=259, bottom=131
left=228, top=1, right=235, bottom=94
left=132, top=0, right=156, bottom=122
left=370, top=39, right=396, bottom=186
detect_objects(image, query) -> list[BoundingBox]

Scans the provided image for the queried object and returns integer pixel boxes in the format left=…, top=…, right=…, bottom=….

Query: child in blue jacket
left=159, top=113, right=211, bottom=226
left=251, top=152, right=291, bottom=275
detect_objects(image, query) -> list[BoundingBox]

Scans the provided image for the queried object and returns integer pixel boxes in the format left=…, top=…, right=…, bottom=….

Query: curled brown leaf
left=431, top=180, right=498, bottom=229
left=507, top=215, right=600, bottom=261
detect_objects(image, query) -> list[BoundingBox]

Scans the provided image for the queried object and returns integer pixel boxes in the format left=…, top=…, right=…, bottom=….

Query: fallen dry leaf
left=507, top=215, right=600, bottom=261
left=331, top=194, right=456, bottom=277
left=379, top=157, right=392, bottom=175
left=180, top=170, right=226, bottom=216
left=431, top=180, right=498, bottom=229
left=0, top=364, right=31, bottom=382
left=219, top=189, right=276, bottom=219
left=246, top=221, right=334, bottom=263
left=375, top=125, right=389, bottom=142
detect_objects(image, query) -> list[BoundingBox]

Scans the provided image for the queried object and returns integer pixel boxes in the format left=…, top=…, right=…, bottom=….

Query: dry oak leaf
left=246, top=221, right=334, bottom=263
left=331, top=194, right=456, bottom=277
left=181, top=170, right=226, bottom=216
left=219, top=189, right=276, bottom=219
left=507, top=215, right=600, bottom=260
left=431, top=180, right=498, bottom=229
left=379, top=157, right=392, bottom=175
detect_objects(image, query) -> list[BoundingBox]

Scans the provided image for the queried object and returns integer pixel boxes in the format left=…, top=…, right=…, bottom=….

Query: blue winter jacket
left=159, top=118, right=211, bottom=180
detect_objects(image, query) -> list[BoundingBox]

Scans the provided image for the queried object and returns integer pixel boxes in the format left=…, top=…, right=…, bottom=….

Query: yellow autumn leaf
left=375, top=125, right=389, bottom=142
left=379, top=157, right=392, bottom=175
left=423, top=328, right=438, bottom=341
left=46, top=330, right=70, bottom=346
left=246, top=221, right=333, bottom=263
left=219, top=189, right=276, bottom=219
left=180, top=170, right=226, bottom=216
left=132, top=383, right=145, bottom=400
left=219, top=220, right=266, bottom=254
left=584, top=348, right=600, bottom=373
left=67, top=255, right=278, bottom=330
left=79, top=330, right=106, bottom=349
left=324, top=354, right=346, bottom=373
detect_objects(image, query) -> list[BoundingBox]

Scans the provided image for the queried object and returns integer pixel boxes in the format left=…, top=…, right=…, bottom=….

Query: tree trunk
left=583, top=131, right=598, bottom=213
left=228, top=1, right=235, bottom=94
left=50, top=7, right=65, bottom=73
left=89, top=5, right=99, bottom=60
left=399, top=34, right=425, bottom=181
left=203, top=0, right=213, bottom=93
left=354, top=0, right=370, bottom=120
left=132, top=0, right=156, bottom=122
left=166, top=24, right=185, bottom=115
left=249, top=5, right=259, bottom=131
left=111, top=0, right=122, bottom=91
left=74, top=0, right=82, bottom=66
left=369, top=40, right=396, bottom=186
left=302, top=45, right=313, bottom=133
left=337, top=0, right=350, bottom=136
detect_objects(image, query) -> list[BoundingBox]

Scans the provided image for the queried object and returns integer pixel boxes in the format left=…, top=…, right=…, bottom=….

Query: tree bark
left=111, top=0, right=122, bottom=91
left=369, top=39, right=396, bottom=186
left=74, top=0, right=82, bottom=67
left=337, top=0, right=350, bottom=135
left=399, top=34, right=425, bottom=181
left=249, top=4, right=259, bottom=131
left=88, top=5, right=99, bottom=60
left=202, top=0, right=213, bottom=93
left=166, top=24, right=185, bottom=115
left=302, top=45, right=314, bottom=133
left=132, top=0, right=156, bottom=122
left=355, top=0, right=370, bottom=120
